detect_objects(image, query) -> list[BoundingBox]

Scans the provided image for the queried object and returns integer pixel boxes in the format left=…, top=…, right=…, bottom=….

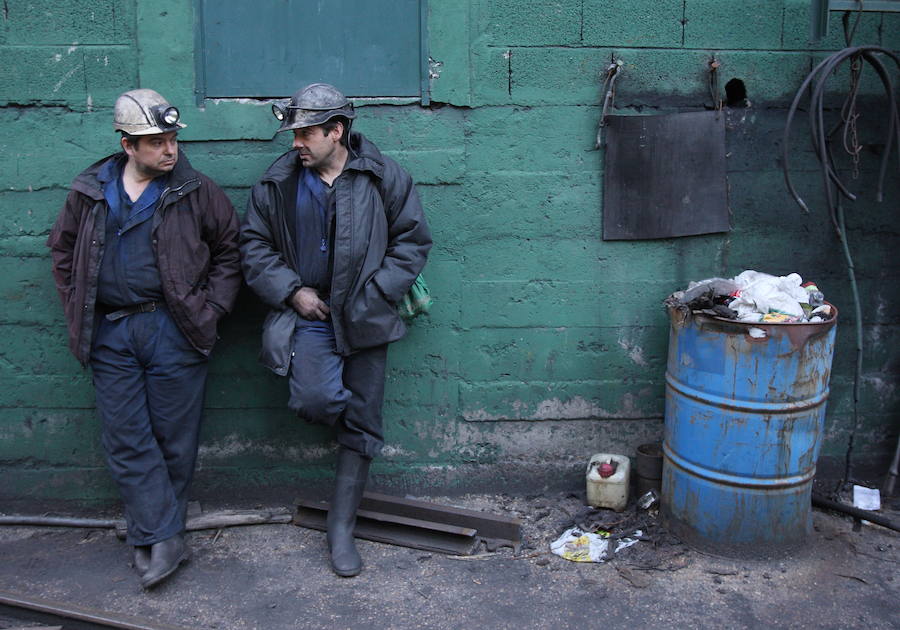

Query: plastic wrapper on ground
left=549, top=527, right=642, bottom=563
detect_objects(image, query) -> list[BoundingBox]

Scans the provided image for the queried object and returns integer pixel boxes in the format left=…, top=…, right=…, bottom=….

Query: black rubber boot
left=133, top=545, right=151, bottom=575
left=326, top=448, right=371, bottom=577
left=141, top=533, right=190, bottom=589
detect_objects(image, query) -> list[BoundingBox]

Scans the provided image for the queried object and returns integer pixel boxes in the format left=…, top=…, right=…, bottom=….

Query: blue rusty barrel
left=661, top=306, right=837, bottom=558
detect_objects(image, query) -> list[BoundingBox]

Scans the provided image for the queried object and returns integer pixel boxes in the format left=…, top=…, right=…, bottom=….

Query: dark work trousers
left=90, top=306, right=208, bottom=546
left=288, top=318, right=388, bottom=459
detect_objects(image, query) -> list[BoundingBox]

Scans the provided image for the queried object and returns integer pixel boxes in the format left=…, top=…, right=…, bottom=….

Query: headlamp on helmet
left=271, top=100, right=289, bottom=122
left=150, top=104, right=181, bottom=129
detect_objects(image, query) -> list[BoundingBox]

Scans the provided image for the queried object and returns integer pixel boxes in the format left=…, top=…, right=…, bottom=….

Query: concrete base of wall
left=2, top=453, right=894, bottom=518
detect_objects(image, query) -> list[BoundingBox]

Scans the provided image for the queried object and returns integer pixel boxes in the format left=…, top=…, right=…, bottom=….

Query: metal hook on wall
left=595, top=57, right=624, bottom=149
left=708, top=56, right=722, bottom=111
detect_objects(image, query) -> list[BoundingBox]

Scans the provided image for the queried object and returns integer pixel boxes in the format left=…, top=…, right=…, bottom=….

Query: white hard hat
left=113, top=89, right=186, bottom=136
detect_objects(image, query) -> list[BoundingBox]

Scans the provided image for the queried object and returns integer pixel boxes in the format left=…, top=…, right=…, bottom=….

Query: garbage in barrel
left=661, top=271, right=837, bottom=558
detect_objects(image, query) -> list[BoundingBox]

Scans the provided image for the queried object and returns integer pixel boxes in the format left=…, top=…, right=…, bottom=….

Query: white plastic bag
left=729, top=270, right=809, bottom=321
left=549, top=527, right=642, bottom=563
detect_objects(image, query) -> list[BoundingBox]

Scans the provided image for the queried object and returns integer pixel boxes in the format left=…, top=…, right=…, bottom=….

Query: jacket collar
left=70, top=148, right=199, bottom=201
left=344, top=131, right=385, bottom=180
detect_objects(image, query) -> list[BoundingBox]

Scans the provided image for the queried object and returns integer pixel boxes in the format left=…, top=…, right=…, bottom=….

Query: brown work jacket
left=47, top=150, right=242, bottom=365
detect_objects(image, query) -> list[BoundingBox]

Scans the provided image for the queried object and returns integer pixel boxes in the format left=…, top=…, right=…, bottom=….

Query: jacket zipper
left=152, top=177, right=209, bottom=354
left=157, top=178, right=199, bottom=211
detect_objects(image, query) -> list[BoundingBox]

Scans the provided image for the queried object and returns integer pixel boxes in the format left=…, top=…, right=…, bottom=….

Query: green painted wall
left=1, top=1, right=898, bottom=506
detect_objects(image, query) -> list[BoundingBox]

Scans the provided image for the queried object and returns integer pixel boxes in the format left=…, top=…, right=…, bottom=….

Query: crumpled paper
left=549, top=527, right=642, bottom=563
left=852, top=485, right=881, bottom=511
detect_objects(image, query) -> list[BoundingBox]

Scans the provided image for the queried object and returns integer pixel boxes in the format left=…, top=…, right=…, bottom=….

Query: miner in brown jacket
left=47, top=89, right=241, bottom=589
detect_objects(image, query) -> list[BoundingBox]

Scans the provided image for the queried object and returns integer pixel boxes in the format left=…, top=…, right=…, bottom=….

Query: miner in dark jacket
left=47, top=89, right=241, bottom=589
left=240, top=83, right=431, bottom=577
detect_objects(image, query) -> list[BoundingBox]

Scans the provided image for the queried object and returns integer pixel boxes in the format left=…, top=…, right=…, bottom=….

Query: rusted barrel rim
left=668, top=303, right=838, bottom=349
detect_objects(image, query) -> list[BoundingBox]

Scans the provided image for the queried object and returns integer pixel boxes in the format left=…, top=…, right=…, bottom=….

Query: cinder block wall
left=1, top=1, right=898, bottom=507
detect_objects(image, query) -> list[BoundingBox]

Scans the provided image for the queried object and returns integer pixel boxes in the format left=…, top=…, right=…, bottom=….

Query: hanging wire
left=839, top=56, right=864, bottom=180
left=841, top=0, right=865, bottom=47
left=782, top=45, right=900, bottom=491
left=839, top=3, right=867, bottom=179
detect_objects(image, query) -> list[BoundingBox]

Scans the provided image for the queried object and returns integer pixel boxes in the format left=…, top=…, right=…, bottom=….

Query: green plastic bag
left=398, top=275, right=433, bottom=320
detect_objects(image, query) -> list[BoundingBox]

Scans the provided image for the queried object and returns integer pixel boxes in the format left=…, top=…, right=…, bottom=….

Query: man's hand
left=291, top=287, right=330, bottom=321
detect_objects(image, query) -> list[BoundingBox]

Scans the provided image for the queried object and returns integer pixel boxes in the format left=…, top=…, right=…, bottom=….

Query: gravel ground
left=0, top=490, right=898, bottom=630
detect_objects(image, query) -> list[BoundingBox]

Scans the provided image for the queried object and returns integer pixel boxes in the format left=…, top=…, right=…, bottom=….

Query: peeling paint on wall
left=197, top=434, right=334, bottom=462
left=617, top=334, right=648, bottom=367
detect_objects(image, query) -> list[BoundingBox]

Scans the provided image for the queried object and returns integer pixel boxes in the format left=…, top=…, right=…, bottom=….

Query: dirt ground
left=0, top=489, right=898, bottom=630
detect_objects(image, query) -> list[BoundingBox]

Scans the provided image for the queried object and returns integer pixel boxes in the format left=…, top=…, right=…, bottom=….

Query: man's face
left=122, top=131, right=178, bottom=177
left=292, top=124, right=341, bottom=171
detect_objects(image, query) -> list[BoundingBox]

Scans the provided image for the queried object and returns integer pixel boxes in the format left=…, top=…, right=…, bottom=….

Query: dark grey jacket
left=239, top=132, right=432, bottom=375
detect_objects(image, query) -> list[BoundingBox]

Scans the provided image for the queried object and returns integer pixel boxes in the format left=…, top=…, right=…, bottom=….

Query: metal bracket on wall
left=810, top=0, right=900, bottom=42
left=294, top=491, right=523, bottom=555
left=708, top=57, right=722, bottom=111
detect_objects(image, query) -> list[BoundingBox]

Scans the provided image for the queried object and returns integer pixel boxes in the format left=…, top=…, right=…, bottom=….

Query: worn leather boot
left=141, top=533, right=190, bottom=589
left=133, top=545, right=151, bottom=575
left=326, top=448, right=371, bottom=577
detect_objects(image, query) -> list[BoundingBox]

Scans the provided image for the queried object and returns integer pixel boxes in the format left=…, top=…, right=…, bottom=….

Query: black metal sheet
left=602, top=110, right=730, bottom=240
left=294, top=492, right=524, bottom=555
left=360, top=492, right=522, bottom=546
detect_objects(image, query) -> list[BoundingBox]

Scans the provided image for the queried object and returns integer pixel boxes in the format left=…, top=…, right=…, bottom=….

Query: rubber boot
left=141, top=533, right=190, bottom=589
left=326, top=448, right=370, bottom=577
left=133, top=545, right=151, bottom=575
